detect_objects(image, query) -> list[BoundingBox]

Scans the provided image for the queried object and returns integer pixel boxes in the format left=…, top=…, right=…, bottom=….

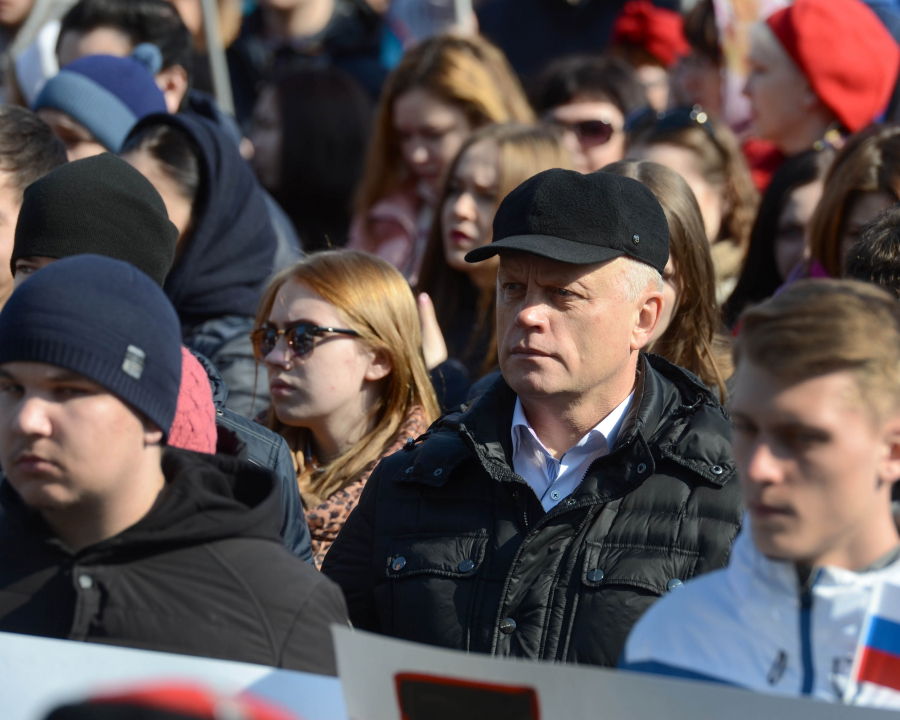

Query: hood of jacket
left=0, top=448, right=283, bottom=555
left=127, top=113, right=278, bottom=329
left=400, top=353, right=735, bottom=491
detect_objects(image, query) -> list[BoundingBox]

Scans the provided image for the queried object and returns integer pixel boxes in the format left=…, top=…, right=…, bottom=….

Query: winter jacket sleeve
left=279, top=574, right=351, bottom=676
left=273, top=434, right=314, bottom=565
left=320, top=462, right=381, bottom=632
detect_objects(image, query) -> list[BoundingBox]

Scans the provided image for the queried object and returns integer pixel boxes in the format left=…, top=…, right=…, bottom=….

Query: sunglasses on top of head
left=624, top=104, right=714, bottom=139
left=250, top=322, right=360, bottom=363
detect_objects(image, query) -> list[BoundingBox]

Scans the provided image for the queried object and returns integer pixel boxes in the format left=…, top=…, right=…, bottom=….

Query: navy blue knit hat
left=0, top=255, right=183, bottom=437
left=33, top=44, right=167, bottom=152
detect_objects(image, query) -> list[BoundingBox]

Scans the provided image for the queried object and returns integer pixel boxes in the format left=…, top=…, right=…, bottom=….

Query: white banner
left=332, top=626, right=897, bottom=720
left=0, top=631, right=347, bottom=720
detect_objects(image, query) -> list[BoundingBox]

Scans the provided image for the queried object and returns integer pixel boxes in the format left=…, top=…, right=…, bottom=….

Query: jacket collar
left=397, top=353, right=734, bottom=490
left=727, top=517, right=900, bottom=603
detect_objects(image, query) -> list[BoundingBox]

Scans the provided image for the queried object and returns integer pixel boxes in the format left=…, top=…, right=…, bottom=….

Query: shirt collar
left=511, top=391, right=635, bottom=458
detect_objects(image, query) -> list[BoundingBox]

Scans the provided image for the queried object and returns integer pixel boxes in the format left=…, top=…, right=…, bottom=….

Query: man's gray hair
left=620, top=257, right=664, bottom=301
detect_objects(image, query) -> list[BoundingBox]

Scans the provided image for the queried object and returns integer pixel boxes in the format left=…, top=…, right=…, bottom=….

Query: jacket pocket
left=385, top=534, right=488, bottom=578
left=378, top=534, right=488, bottom=648
left=580, top=540, right=700, bottom=595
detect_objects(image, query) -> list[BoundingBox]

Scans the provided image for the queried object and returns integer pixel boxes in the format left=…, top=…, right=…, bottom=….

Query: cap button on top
left=392, top=557, right=406, bottom=572
left=458, top=559, right=475, bottom=572
left=633, top=234, right=640, bottom=244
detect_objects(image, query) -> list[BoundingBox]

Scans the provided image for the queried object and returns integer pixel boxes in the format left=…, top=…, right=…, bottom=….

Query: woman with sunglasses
left=251, top=250, right=440, bottom=568
left=348, top=35, right=533, bottom=283
left=530, top=55, right=646, bottom=174
left=627, top=106, right=758, bottom=302
left=604, top=159, right=733, bottom=401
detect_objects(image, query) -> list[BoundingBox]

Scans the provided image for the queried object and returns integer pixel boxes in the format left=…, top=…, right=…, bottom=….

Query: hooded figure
left=123, top=112, right=279, bottom=417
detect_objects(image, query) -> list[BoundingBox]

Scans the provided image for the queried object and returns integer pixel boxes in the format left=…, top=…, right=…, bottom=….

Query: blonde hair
left=255, top=250, right=440, bottom=499
left=735, top=279, right=900, bottom=420
left=354, top=34, right=534, bottom=230
left=808, top=124, right=900, bottom=277
left=417, top=123, right=573, bottom=374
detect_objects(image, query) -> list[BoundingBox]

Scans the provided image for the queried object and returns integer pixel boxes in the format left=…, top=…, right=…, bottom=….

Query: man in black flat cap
left=322, top=169, right=743, bottom=667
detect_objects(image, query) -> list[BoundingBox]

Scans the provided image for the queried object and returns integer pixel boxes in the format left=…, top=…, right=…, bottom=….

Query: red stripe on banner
left=858, top=647, right=900, bottom=691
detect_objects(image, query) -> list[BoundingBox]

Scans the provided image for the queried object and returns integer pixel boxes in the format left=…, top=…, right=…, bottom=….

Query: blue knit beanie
left=33, top=44, right=168, bottom=153
left=0, top=255, right=183, bottom=437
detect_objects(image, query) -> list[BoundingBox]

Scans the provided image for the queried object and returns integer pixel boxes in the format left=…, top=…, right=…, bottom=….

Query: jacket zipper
left=799, top=569, right=821, bottom=695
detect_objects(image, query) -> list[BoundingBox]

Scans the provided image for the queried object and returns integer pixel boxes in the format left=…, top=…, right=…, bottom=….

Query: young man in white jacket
left=622, top=279, right=900, bottom=708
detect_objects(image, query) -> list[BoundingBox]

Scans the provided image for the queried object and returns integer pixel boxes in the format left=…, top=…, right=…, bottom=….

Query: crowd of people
left=1, top=0, right=900, bottom=716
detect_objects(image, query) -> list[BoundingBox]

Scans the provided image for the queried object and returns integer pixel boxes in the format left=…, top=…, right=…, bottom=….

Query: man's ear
left=156, top=65, right=189, bottom=114
left=140, top=413, right=165, bottom=448
left=143, top=426, right=165, bottom=447
left=631, top=291, right=663, bottom=352
left=879, top=416, right=900, bottom=488
left=364, top=348, right=393, bottom=383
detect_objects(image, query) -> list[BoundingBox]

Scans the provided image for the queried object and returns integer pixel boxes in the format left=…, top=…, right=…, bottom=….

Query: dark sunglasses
left=543, top=115, right=615, bottom=146
left=625, top=104, right=715, bottom=141
left=250, top=322, right=360, bottom=363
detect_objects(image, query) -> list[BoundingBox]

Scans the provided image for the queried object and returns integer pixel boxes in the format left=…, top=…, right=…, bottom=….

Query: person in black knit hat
left=11, top=153, right=177, bottom=286
left=0, top=254, right=348, bottom=673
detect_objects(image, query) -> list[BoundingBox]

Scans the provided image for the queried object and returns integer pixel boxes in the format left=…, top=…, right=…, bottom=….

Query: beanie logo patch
left=122, top=345, right=146, bottom=380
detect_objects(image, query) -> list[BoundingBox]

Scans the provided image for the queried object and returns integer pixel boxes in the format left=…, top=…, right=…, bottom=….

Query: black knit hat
left=0, top=255, right=183, bottom=437
left=465, top=168, right=670, bottom=274
left=11, top=154, right=178, bottom=286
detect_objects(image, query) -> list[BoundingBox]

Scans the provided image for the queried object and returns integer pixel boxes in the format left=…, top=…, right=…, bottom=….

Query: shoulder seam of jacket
left=276, top=577, right=343, bottom=665
left=203, top=543, right=280, bottom=661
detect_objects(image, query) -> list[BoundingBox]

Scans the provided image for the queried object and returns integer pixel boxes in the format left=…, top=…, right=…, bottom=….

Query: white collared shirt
left=511, top=392, right=634, bottom=511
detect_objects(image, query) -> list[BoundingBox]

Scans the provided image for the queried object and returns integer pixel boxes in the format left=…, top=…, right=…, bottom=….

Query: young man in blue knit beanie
left=33, top=44, right=166, bottom=159
left=0, top=254, right=348, bottom=674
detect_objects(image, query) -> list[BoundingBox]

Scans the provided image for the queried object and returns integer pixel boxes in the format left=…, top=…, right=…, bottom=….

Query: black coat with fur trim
left=322, top=354, right=743, bottom=667
left=0, top=449, right=348, bottom=674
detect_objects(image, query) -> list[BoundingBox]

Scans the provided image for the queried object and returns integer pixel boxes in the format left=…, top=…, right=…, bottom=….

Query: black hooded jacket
left=322, top=354, right=743, bottom=667
left=0, top=449, right=348, bottom=674
left=142, top=113, right=278, bottom=328
left=127, top=113, right=279, bottom=417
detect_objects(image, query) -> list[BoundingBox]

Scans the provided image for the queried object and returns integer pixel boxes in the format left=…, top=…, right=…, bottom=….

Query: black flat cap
left=465, top=168, right=669, bottom=274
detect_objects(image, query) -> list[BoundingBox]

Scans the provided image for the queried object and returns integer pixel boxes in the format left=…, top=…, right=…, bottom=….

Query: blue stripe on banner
left=620, top=660, right=737, bottom=686
left=866, top=617, right=900, bottom=658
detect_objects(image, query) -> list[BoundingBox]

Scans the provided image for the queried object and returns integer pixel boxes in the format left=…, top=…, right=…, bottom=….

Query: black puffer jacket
left=0, top=449, right=348, bottom=674
left=322, top=354, right=743, bottom=667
